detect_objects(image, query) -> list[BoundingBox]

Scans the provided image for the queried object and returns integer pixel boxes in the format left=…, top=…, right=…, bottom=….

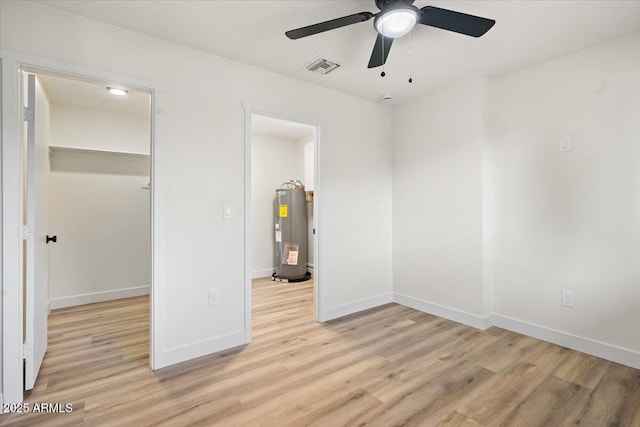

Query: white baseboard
left=493, top=314, right=640, bottom=370
left=157, top=330, right=246, bottom=368
left=322, top=292, right=393, bottom=322
left=393, top=293, right=492, bottom=330
left=252, top=268, right=275, bottom=279
left=49, top=285, right=150, bottom=309
left=391, top=293, right=639, bottom=369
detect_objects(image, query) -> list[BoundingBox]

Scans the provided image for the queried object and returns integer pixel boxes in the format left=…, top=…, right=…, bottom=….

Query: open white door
left=24, top=73, right=51, bottom=390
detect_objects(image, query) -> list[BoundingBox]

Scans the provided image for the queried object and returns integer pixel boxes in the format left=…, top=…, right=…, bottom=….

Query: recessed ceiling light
left=381, top=94, right=394, bottom=102
left=107, top=87, right=128, bottom=96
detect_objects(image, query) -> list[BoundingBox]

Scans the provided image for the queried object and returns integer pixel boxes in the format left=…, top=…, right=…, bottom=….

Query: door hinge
left=22, top=343, right=32, bottom=360
left=23, top=106, right=34, bottom=123
left=22, top=224, right=34, bottom=240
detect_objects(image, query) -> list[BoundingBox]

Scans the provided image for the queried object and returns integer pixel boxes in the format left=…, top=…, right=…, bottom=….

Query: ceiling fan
left=285, top=0, right=495, bottom=69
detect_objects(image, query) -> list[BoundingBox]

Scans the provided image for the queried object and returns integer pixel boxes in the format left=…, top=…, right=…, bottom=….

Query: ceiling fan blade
left=368, top=34, right=394, bottom=68
left=285, top=12, right=374, bottom=40
left=419, top=6, right=495, bottom=37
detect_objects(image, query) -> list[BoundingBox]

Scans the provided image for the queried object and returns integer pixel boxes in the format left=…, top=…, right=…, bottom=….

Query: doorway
left=24, top=71, right=152, bottom=391
left=1, top=52, right=163, bottom=405
left=244, top=107, right=323, bottom=341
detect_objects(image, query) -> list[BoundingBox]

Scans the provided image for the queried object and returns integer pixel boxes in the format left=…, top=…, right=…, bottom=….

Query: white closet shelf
left=49, top=145, right=150, bottom=158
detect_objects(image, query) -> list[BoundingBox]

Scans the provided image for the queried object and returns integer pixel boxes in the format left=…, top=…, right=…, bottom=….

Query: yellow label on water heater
left=279, top=204, right=288, bottom=218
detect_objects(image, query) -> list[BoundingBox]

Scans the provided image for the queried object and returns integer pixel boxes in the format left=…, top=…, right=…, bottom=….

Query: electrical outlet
left=561, top=290, right=575, bottom=307
left=208, top=289, right=219, bottom=306
left=560, top=136, right=572, bottom=152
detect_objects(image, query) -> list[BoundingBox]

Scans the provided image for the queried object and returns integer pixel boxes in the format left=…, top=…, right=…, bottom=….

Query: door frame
left=1, top=50, right=165, bottom=406
left=242, top=102, right=325, bottom=343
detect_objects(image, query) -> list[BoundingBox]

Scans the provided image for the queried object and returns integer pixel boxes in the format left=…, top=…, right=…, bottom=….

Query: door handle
left=46, top=235, right=57, bottom=244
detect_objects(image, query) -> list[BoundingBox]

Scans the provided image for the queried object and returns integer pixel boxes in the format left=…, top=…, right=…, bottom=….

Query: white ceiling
left=38, top=73, right=150, bottom=115
left=36, top=1, right=640, bottom=104
left=252, top=114, right=316, bottom=140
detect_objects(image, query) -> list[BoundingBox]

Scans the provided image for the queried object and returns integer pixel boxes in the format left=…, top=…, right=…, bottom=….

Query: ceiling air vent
left=304, top=56, right=341, bottom=75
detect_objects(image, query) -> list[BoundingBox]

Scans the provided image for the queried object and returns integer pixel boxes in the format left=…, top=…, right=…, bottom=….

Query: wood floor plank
left=496, top=375, right=591, bottom=427
left=457, top=341, right=570, bottom=425
left=561, top=362, right=640, bottom=427
left=305, top=390, right=382, bottom=427
left=552, top=350, right=611, bottom=389
left=434, top=410, right=484, bottom=427
left=1, top=278, right=638, bottom=426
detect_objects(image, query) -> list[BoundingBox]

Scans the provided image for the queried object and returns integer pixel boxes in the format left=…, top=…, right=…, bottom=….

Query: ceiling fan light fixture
left=374, top=6, right=419, bottom=38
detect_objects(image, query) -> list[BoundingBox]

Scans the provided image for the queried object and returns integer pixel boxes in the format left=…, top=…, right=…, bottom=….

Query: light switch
left=223, top=204, right=233, bottom=220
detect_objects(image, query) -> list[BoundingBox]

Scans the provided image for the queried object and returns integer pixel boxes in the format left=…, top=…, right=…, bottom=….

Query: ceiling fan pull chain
left=408, top=31, right=413, bottom=83
left=381, top=21, right=386, bottom=77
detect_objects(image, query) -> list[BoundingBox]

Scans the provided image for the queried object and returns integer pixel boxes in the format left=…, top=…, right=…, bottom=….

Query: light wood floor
left=1, top=278, right=639, bottom=426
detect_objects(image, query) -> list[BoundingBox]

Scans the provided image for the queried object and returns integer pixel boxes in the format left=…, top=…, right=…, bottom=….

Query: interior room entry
left=250, top=114, right=316, bottom=281
left=21, top=71, right=152, bottom=390
left=249, top=112, right=318, bottom=323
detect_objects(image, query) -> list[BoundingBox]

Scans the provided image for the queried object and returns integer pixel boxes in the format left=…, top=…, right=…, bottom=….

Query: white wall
left=487, top=33, right=640, bottom=353
left=47, top=102, right=150, bottom=309
left=1, top=0, right=393, bottom=368
left=392, top=33, right=640, bottom=361
left=393, top=78, right=487, bottom=318
left=48, top=157, right=150, bottom=307
left=251, top=132, right=303, bottom=278
left=50, top=104, right=150, bottom=154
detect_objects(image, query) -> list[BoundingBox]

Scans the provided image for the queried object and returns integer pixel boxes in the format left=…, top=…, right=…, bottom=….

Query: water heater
left=273, top=185, right=309, bottom=282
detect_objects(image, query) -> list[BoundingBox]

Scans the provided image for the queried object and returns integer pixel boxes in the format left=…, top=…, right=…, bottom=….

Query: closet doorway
left=24, top=71, right=152, bottom=391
